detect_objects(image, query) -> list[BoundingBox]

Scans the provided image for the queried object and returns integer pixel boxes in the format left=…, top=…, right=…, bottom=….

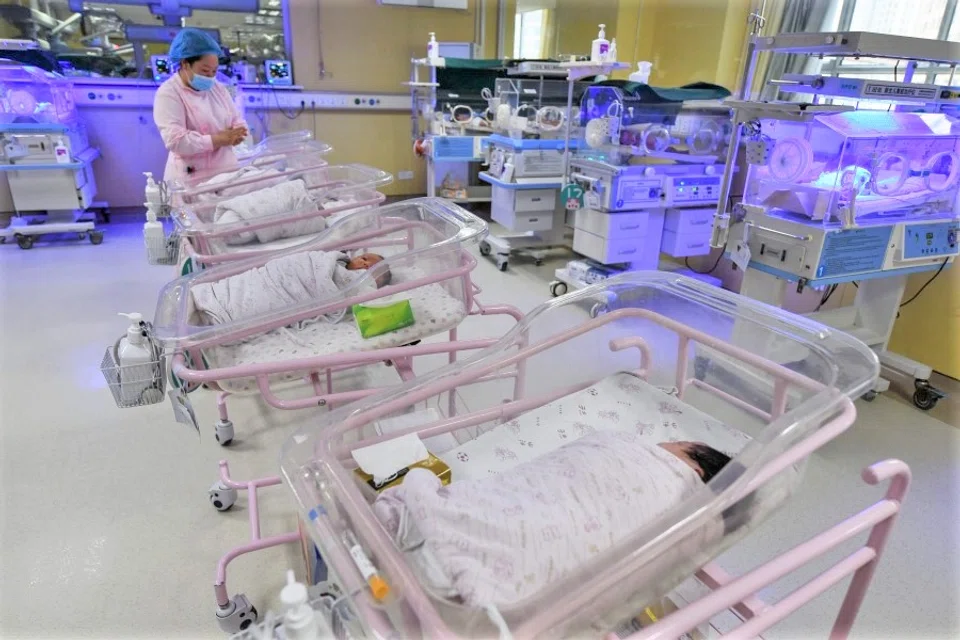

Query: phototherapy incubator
left=0, top=59, right=102, bottom=249
left=710, top=31, right=960, bottom=409
left=550, top=81, right=733, bottom=297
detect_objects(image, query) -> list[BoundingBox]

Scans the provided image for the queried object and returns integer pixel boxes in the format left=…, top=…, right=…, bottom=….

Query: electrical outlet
left=398, top=171, right=414, bottom=180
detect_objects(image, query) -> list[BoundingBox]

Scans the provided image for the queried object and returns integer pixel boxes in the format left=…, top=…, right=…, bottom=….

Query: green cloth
left=440, top=58, right=505, bottom=70
left=594, top=80, right=731, bottom=103
left=353, top=300, right=415, bottom=339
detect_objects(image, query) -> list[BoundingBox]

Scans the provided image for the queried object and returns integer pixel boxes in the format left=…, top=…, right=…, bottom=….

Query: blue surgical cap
left=169, top=28, right=222, bottom=63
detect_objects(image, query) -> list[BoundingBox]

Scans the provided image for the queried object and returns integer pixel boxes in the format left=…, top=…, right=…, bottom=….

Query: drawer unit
left=515, top=188, right=557, bottom=212
left=660, top=229, right=711, bottom=257
left=573, top=210, right=665, bottom=267
left=574, top=208, right=650, bottom=239
left=491, top=185, right=556, bottom=232
left=663, top=207, right=715, bottom=235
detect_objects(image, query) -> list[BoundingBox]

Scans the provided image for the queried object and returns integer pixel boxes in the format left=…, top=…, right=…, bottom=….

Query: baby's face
left=658, top=441, right=705, bottom=479
left=347, top=253, right=384, bottom=271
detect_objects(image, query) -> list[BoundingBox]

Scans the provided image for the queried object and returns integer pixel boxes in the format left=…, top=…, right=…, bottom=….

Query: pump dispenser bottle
left=427, top=32, right=440, bottom=63
left=144, top=205, right=165, bottom=261
left=591, top=24, right=609, bottom=63
left=116, top=312, right=153, bottom=403
left=279, top=570, right=330, bottom=640
left=143, top=172, right=162, bottom=207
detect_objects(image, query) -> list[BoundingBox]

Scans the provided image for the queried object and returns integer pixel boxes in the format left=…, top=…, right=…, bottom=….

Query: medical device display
left=150, top=55, right=172, bottom=82
left=279, top=271, right=880, bottom=639
left=264, top=59, right=292, bottom=86
left=743, top=110, right=960, bottom=224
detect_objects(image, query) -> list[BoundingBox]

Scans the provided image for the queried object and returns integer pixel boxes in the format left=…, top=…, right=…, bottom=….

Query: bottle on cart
left=143, top=172, right=162, bottom=207
left=279, top=570, right=331, bottom=640
left=427, top=32, right=440, bottom=63
left=144, top=205, right=165, bottom=262
left=591, top=24, right=610, bottom=63
left=116, top=313, right=153, bottom=404
left=608, top=38, right=618, bottom=63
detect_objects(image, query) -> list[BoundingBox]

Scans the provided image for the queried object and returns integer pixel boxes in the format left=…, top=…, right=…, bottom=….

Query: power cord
left=899, top=258, right=948, bottom=308
left=272, top=86, right=306, bottom=120
left=685, top=251, right=724, bottom=275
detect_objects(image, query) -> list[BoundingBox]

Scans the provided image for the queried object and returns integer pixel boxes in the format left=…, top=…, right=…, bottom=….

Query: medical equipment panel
left=742, top=110, right=960, bottom=224
left=279, top=271, right=879, bottom=639
left=264, top=59, right=292, bottom=86
left=150, top=55, right=173, bottom=82
left=899, top=220, right=959, bottom=260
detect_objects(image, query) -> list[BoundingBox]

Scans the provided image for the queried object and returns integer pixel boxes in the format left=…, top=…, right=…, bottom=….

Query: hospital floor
left=0, top=218, right=958, bottom=639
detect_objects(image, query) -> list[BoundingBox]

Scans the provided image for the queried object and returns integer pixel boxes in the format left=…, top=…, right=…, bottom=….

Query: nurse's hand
left=212, top=127, right=248, bottom=149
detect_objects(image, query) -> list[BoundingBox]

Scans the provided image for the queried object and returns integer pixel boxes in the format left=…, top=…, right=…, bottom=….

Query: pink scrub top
left=153, top=75, right=246, bottom=183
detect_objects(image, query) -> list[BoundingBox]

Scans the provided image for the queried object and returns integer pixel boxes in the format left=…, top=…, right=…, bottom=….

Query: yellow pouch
left=353, top=453, right=452, bottom=492
left=352, top=299, right=415, bottom=339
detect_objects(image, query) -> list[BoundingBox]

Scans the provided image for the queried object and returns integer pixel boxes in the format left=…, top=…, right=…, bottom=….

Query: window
left=815, top=0, right=959, bottom=86
left=513, top=9, right=546, bottom=60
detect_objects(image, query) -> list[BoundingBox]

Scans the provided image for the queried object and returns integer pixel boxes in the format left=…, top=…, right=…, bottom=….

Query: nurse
left=153, top=28, right=248, bottom=182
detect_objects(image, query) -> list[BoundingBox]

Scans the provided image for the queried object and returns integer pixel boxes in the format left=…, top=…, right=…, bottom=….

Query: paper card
left=731, top=241, right=752, bottom=272
left=169, top=388, right=199, bottom=436
left=375, top=407, right=460, bottom=453
left=351, top=434, right=429, bottom=485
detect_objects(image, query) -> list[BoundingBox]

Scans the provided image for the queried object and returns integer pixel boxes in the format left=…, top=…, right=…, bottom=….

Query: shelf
left=752, top=31, right=960, bottom=64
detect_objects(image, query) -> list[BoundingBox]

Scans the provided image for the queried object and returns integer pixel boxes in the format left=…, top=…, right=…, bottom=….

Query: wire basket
left=100, top=342, right=167, bottom=409
left=146, top=229, right=180, bottom=266
left=228, top=587, right=362, bottom=640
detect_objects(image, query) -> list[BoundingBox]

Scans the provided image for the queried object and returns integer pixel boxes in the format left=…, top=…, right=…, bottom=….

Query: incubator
left=563, top=84, right=732, bottom=275
left=0, top=60, right=101, bottom=248
left=743, top=110, right=960, bottom=224
left=712, top=30, right=960, bottom=409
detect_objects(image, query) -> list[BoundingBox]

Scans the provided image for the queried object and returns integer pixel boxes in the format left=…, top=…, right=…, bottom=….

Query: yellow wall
left=552, top=0, right=619, bottom=58
left=888, top=267, right=960, bottom=378
left=278, top=0, right=496, bottom=196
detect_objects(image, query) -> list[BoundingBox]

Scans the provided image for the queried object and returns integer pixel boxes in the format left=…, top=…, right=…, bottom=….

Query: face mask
left=189, top=72, right=215, bottom=92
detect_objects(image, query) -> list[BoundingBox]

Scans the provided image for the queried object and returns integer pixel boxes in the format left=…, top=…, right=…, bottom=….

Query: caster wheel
left=549, top=281, right=568, bottom=297
left=215, top=594, right=257, bottom=633
left=78, top=233, right=86, bottom=240
left=209, top=481, right=238, bottom=511
left=912, top=385, right=941, bottom=411
left=589, top=302, right=606, bottom=319
left=214, top=419, right=234, bottom=446
left=497, top=261, right=508, bottom=272
left=535, top=259, right=544, bottom=266
left=861, top=390, right=878, bottom=402
left=479, top=241, right=491, bottom=257
left=16, top=235, right=34, bottom=250
left=89, top=231, right=104, bottom=245
left=0, top=237, right=6, bottom=244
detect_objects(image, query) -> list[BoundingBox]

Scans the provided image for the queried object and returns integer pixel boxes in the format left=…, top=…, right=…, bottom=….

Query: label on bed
left=168, top=388, right=200, bottom=436
left=375, top=407, right=459, bottom=453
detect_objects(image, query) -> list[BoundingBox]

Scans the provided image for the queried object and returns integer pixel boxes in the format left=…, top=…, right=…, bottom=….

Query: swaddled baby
left=213, top=178, right=325, bottom=246
left=192, top=251, right=392, bottom=327
left=373, top=432, right=730, bottom=609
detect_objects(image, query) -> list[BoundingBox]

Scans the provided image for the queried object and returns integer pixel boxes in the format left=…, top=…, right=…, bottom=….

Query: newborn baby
left=343, top=252, right=392, bottom=289
left=373, top=431, right=731, bottom=609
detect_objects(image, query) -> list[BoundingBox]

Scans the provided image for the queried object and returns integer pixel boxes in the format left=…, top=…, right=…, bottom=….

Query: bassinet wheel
left=77, top=233, right=86, bottom=240
left=589, top=302, right=605, bottom=318
left=479, top=241, right=491, bottom=257
left=209, top=481, right=238, bottom=511
left=89, top=231, right=104, bottom=245
left=214, top=419, right=235, bottom=446
left=550, top=281, right=568, bottom=297
left=861, top=390, right=878, bottom=402
left=215, top=594, right=257, bottom=633
left=535, top=258, right=544, bottom=266
left=16, top=235, right=34, bottom=250
left=497, top=259, right=508, bottom=272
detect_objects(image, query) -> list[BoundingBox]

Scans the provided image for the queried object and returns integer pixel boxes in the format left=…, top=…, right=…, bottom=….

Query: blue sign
left=815, top=227, right=892, bottom=278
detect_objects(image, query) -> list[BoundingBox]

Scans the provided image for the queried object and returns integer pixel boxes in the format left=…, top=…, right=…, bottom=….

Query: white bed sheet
left=444, top=373, right=750, bottom=481
left=204, top=268, right=466, bottom=394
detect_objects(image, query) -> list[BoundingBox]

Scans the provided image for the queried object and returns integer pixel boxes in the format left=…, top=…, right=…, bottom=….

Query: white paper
left=375, top=407, right=460, bottom=453
left=352, top=433, right=429, bottom=484
left=731, top=241, right=752, bottom=272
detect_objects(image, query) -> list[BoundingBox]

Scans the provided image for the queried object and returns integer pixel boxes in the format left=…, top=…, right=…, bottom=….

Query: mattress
left=204, top=269, right=466, bottom=394
left=444, top=372, right=750, bottom=481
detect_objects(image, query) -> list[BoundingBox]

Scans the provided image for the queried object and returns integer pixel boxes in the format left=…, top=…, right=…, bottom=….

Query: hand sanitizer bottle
left=144, top=205, right=165, bottom=262
left=117, top=313, right=153, bottom=404
left=143, top=172, right=162, bottom=207
left=591, top=24, right=609, bottom=63
left=279, top=570, right=331, bottom=640
left=427, top=32, right=440, bottom=63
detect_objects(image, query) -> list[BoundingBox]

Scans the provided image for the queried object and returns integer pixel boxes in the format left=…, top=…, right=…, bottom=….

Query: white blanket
left=198, top=166, right=284, bottom=200
left=213, top=180, right=326, bottom=245
left=191, top=250, right=368, bottom=327
left=374, top=431, right=703, bottom=608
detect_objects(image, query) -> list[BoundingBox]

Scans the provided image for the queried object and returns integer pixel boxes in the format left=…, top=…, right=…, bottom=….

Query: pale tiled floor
left=0, top=219, right=958, bottom=638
